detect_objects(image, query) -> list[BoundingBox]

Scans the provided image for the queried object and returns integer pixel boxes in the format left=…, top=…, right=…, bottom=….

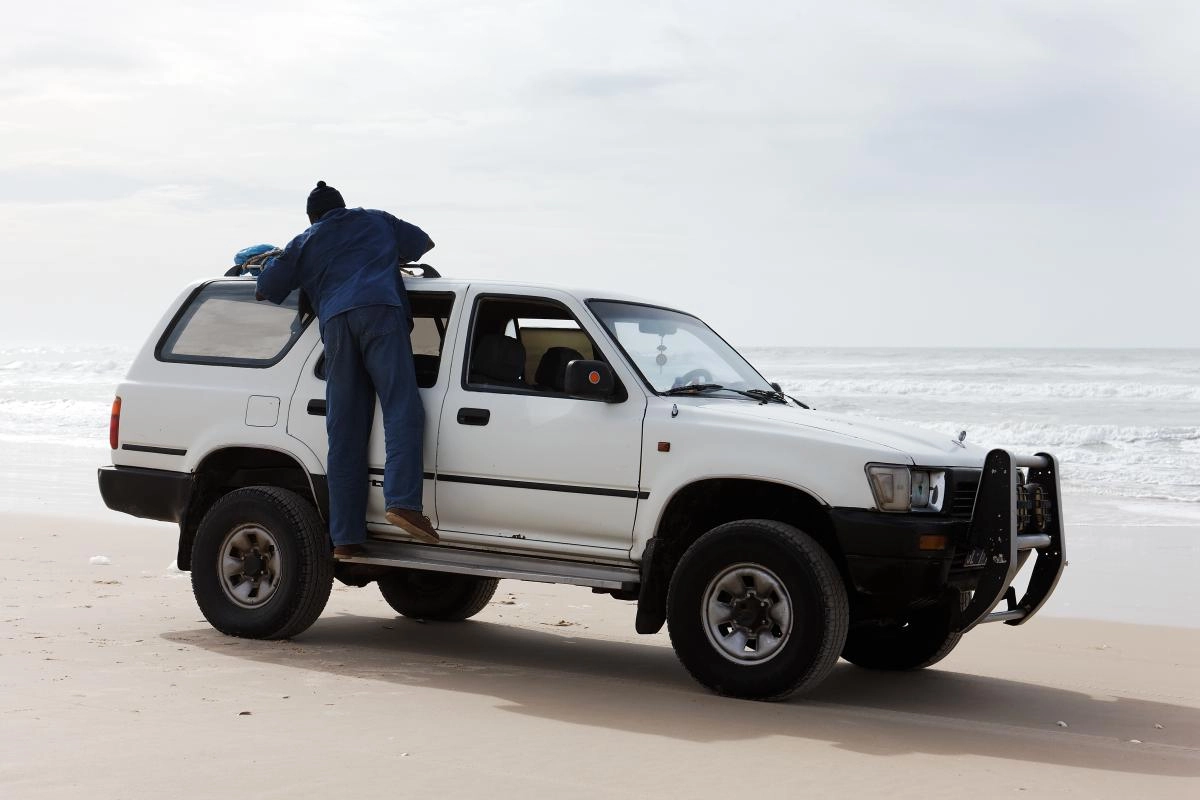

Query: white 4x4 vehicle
left=99, top=266, right=1065, bottom=700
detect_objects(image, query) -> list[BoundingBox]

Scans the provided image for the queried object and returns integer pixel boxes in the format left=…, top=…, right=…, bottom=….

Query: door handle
left=307, top=399, right=327, bottom=416
left=457, top=407, right=490, bottom=426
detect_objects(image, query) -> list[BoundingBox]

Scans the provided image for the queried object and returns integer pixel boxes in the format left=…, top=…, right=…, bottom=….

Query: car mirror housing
left=564, top=360, right=617, bottom=400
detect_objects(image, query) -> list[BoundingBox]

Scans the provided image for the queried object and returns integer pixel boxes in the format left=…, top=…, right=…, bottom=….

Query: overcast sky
left=1, top=1, right=1196, bottom=348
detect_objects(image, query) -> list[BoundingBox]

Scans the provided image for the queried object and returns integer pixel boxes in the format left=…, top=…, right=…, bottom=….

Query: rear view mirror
left=564, top=360, right=617, bottom=401
left=637, top=320, right=677, bottom=336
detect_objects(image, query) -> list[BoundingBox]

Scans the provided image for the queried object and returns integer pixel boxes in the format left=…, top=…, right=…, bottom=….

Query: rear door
left=286, top=284, right=464, bottom=528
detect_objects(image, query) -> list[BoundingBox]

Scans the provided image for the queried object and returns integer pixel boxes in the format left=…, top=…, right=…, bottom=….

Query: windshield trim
left=584, top=298, right=774, bottom=399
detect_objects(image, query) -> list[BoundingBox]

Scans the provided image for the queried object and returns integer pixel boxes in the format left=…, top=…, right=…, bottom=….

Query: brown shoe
left=385, top=508, right=440, bottom=544
left=332, top=543, right=367, bottom=560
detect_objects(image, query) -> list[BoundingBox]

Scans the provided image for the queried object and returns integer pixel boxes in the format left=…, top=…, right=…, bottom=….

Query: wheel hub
left=730, top=593, right=772, bottom=630
left=702, top=563, right=793, bottom=664
left=241, top=551, right=265, bottom=577
left=218, top=524, right=283, bottom=609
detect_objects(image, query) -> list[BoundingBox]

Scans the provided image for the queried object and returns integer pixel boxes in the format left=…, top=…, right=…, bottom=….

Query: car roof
left=214, top=274, right=674, bottom=311
left=408, top=277, right=659, bottom=306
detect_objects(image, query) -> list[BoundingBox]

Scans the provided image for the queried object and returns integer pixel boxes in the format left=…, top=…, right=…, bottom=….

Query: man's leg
left=323, top=312, right=375, bottom=548
left=359, top=305, right=424, bottom=510
left=358, top=305, right=437, bottom=543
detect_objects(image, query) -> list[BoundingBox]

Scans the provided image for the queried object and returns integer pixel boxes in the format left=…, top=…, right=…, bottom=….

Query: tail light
left=109, top=397, right=122, bottom=450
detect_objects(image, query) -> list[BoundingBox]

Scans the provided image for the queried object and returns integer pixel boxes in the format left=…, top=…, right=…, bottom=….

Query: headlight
left=866, top=465, right=946, bottom=512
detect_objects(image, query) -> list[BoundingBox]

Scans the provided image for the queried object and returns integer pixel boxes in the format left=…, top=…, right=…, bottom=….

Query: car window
left=465, top=296, right=600, bottom=394
left=314, top=292, right=454, bottom=389
left=158, top=282, right=307, bottom=367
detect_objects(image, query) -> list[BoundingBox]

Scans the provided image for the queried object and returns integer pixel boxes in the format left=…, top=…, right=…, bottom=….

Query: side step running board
left=341, top=539, right=641, bottom=591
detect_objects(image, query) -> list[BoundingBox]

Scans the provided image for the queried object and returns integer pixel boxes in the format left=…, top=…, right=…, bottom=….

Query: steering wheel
left=676, top=367, right=714, bottom=387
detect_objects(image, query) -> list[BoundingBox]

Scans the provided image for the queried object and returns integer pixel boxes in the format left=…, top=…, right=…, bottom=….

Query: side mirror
left=564, top=360, right=617, bottom=401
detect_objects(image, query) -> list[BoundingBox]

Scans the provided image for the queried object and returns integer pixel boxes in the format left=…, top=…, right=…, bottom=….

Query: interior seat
left=412, top=353, right=440, bottom=388
left=534, top=346, right=585, bottom=392
left=469, top=334, right=526, bottom=387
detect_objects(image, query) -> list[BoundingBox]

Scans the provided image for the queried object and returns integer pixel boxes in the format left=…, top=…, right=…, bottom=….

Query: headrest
left=535, top=346, right=585, bottom=391
left=471, top=334, right=525, bottom=383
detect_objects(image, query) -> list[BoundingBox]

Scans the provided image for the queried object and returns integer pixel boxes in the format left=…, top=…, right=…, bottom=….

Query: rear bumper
left=830, top=449, right=1066, bottom=632
left=98, top=466, right=193, bottom=523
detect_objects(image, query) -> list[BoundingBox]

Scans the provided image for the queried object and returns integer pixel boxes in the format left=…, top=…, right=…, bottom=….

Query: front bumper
left=830, top=449, right=1066, bottom=633
left=98, top=466, right=193, bottom=523
left=952, top=450, right=1067, bottom=632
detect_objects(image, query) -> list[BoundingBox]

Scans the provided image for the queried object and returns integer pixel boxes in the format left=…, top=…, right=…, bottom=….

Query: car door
left=286, top=284, right=464, bottom=529
left=433, top=286, right=648, bottom=554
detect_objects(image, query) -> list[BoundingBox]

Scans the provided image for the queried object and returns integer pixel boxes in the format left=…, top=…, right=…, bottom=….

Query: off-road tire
left=841, top=604, right=962, bottom=670
left=666, top=519, right=849, bottom=700
left=378, top=569, right=499, bottom=621
left=191, top=486, right=333, bottom=639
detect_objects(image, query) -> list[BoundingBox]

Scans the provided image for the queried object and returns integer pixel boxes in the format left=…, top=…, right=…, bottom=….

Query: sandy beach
left=1, top=511, right=1198, bottom=799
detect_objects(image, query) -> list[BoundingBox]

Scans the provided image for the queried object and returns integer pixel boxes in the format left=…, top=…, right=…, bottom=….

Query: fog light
left=918, top=535, right=948, bottom=551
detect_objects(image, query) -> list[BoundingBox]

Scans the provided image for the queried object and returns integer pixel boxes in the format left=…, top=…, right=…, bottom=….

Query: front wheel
left=191, top=486, right=333, bottom=639
left=667, top=519, right=849, bottom=700
left=841, top=604, right=961, bottom=670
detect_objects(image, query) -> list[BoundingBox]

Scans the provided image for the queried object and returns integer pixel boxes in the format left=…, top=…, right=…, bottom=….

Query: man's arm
left=255, top=235, right=305, bottom=303
left=386, top=213, right=435, bottom=263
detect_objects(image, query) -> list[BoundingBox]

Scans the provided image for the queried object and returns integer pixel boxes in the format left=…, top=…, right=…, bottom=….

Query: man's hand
left=255, top=292, right=266, bottom=302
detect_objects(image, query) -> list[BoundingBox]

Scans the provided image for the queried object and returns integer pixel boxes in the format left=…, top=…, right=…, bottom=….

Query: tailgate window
left=158, top=282, right=308, bottom=367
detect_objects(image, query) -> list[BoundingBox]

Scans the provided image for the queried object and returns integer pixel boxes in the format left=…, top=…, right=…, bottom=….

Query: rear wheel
left=191, top=486, right=333, bottom=639
left=666, top=519, right=848, bottom=700
left=841, top=604, right=961, bottom=670
left=378, top=569, right=499, bottom=621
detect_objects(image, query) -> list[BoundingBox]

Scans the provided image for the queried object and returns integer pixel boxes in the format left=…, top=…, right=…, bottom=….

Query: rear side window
left=158, top=282, right=308, bottom=367
left=314, top=292, right=455, bottom=388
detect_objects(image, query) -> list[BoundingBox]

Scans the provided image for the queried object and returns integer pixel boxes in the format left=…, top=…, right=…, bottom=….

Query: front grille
left=946, top=470, right=980, bottom=519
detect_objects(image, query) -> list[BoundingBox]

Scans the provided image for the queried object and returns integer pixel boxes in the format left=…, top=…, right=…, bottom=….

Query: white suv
left=99, top=266, right=1066, bottom=700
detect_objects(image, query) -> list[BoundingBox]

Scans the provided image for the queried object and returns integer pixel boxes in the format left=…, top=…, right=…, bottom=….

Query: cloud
left=536, top=69, right=680, bottom=98
left=0, top=0, right=1197, bottom=346
left=0, top=43, right=150, bottom=73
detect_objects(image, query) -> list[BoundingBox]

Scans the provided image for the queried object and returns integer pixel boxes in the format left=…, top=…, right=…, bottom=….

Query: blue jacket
left=256, top=207, right=434, bottom=332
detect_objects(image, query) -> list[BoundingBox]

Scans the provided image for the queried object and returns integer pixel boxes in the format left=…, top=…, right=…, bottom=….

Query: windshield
left=589, top=301, right=773, bottom=395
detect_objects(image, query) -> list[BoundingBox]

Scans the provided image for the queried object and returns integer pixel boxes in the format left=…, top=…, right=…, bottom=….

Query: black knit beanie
left=306, top=180, right=345, bottom=220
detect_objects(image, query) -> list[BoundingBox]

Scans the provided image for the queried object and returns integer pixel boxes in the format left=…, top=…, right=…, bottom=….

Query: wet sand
left=1, top=512, right=1198, bottom=798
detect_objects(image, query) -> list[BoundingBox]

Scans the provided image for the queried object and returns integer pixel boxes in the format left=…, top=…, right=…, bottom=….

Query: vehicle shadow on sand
left=165, top=613, right=1200, bottom=778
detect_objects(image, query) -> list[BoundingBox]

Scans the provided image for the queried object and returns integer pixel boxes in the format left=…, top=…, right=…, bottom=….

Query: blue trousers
left=323, top=305, right=424, bottom=546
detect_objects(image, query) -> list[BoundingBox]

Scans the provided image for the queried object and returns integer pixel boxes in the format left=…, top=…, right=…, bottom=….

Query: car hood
left=683, top=399, right=989, bottom=468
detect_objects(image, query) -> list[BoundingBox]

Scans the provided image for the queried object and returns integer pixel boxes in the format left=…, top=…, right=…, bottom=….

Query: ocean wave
left=782, top=377, right=1200, bottom=404
left=0, top=359, right=129, bottom=382
left=917, top=421, right=1200, bottom=448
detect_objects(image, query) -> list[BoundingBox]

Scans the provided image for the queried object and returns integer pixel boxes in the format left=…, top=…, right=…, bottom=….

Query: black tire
left=378, top=569, right=499, bottom=621
left=191, top=486, right=333, bottom=639
left=841, top=604, right=962, bottom=671
left=666, top=519, right=848, bottom=700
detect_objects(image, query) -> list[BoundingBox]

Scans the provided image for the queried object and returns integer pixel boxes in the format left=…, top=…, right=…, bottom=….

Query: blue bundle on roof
left=234, top=244, right=279, bottom=266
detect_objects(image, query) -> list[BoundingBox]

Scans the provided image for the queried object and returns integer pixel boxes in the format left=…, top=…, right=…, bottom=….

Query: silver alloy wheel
left=702, top=562, right=793, bottom=664
left=218, top=524, right=283, bottom=609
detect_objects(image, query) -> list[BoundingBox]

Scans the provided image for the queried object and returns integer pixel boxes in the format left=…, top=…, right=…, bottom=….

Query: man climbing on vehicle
left=256, top=180, right=439, bottom=557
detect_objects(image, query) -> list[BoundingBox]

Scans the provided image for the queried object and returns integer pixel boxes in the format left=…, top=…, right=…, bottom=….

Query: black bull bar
left=952, top=449, right=1067, bottom=633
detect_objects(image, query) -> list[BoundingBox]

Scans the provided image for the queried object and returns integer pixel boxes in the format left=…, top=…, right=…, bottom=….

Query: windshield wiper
left=745, top=388, right=811, bottom=409
left=663, top=383, right=726, bottom=395
left=664, top=384, right=787, bottom=405
left=742, top=388, right=789, bottom=405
